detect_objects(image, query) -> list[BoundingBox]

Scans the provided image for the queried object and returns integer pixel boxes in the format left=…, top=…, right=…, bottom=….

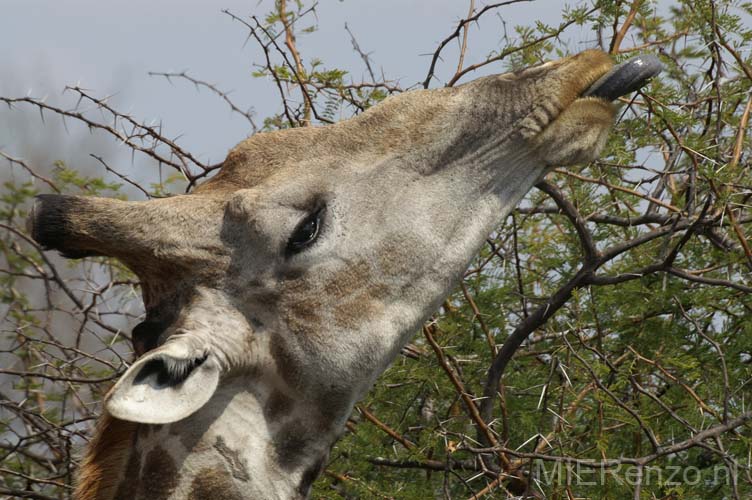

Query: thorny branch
left=0, top=91, right=214, bottom=183
left=467, top=410, right=752, bottom=467
left=147, top=71, right=259, bottom=133
left=447, top=5, right=599, bottom=87
left=422, top=0, right=534, bottom=88
left=279, top=0, right=311, bottom=126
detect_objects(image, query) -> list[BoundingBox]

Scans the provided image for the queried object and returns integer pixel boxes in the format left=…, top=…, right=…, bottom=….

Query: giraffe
left=27, top=50, right=656, bottom=499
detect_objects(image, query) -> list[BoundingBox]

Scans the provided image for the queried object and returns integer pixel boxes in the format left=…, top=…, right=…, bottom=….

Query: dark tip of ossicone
left=26, top=194, right=97, bottom=259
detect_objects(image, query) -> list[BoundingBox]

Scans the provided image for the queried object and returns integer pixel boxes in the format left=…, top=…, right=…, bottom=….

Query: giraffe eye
left=286, top=207, right=324, bottom=254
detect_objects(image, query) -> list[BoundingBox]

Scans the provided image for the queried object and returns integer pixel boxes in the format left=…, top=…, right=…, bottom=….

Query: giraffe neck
left=78, top=376, right=342, bottom=500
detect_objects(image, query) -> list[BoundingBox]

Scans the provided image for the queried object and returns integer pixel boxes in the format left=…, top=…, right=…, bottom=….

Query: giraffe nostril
left=132, top=320, right=168, bottom=356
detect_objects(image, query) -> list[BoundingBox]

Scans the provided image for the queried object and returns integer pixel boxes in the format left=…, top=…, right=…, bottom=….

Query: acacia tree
left=1, top=1, right=751, bottom=499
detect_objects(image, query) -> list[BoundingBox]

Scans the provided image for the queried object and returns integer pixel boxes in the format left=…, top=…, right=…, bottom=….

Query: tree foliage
left=1, top=1, right=751, bottom=498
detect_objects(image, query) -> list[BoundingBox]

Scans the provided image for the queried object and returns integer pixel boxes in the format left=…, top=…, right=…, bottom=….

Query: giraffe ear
left=105, top=342, right=220, bottom=424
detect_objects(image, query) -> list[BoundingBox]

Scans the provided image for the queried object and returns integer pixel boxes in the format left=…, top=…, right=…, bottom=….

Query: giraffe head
left=29, top=50, right=619, bottom=428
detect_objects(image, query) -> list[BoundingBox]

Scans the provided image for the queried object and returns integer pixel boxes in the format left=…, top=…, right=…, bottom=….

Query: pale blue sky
left=1, top=0, right=596, bottom=186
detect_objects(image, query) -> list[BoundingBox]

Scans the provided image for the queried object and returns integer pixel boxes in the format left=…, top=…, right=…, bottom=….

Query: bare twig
left=609, top=0, right=642, bottom=54
left=345, top=23, right=376, bottom=82
left=423, top=0, right=534, bottom=88
left=279, top=0, right=311, bottom=126
left=147, top=71, right=258, bottom=132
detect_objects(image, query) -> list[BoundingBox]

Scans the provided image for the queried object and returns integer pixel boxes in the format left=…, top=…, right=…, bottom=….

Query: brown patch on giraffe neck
left=273, top=418, right=313, bottom=470
left=112, top=448, right=140, bottom=500
left=298, top=456, right=326, bottom=498
left=213, top=436, right=250, bottom=482
left=188, top=467, right=244, bottom=500
left=140, top=445, right=180, bottom=499
left=265, top=389, right=294, bottom=420
left=75, top=412, right=138, bottom=500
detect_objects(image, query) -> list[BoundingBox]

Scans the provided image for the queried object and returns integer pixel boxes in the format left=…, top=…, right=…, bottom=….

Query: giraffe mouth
left=582, top=54, right=663, bottom=101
